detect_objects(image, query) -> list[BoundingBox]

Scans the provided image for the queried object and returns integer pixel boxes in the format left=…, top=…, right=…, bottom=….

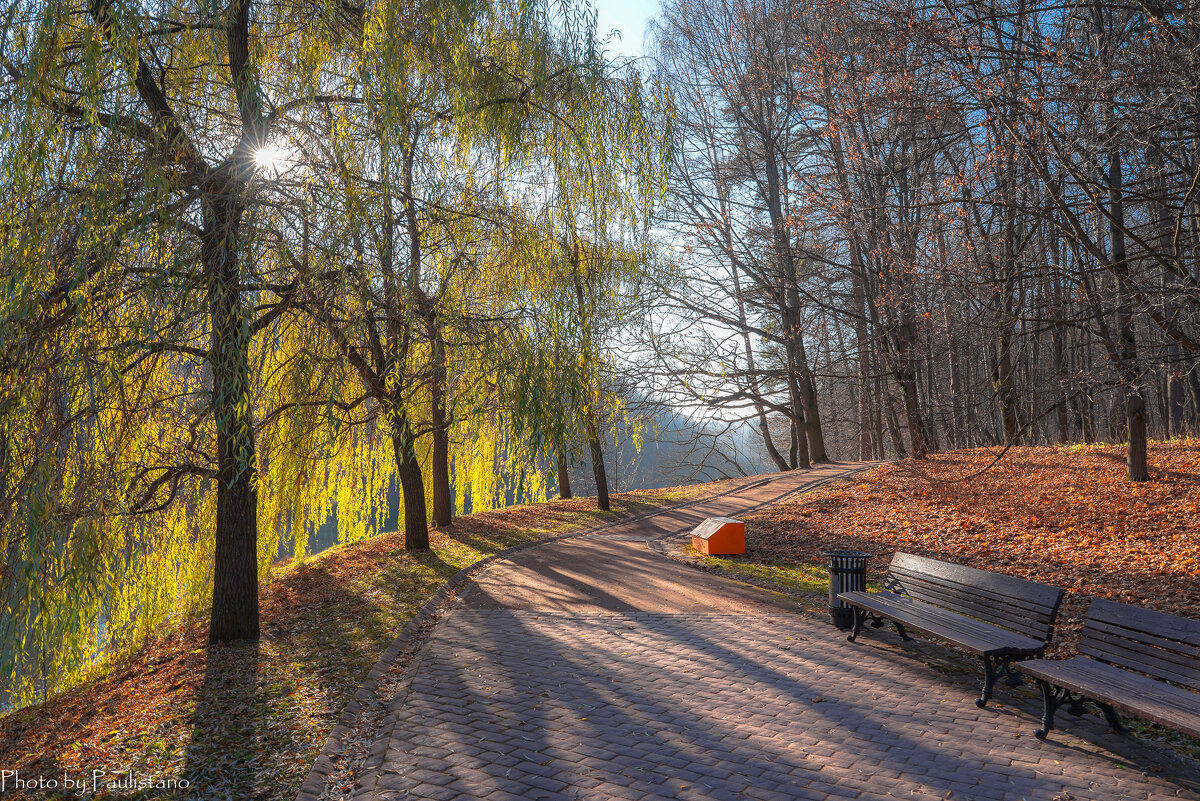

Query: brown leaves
left=741, top=441, right=1200, bottom=656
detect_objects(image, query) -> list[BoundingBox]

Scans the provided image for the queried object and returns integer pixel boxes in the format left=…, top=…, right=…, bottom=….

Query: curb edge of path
left=294, top=462, right=882, bottom=801
left=294, top=524, right=602, bottom=801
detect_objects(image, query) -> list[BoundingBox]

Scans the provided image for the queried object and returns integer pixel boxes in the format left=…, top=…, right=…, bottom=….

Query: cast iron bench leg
left=847, top=606, right=866, bottom=643
left=1034, top=679, right=1061, bottom=739
left=977, top=656, right=1022, bottom=708
left=978, top=656, right=998, bottom=708
left=1098, top=702, right=1128, bottom=735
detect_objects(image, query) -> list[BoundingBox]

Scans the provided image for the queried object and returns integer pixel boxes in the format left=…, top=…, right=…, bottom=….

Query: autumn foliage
left=742, top=441, right=1200, bottom=655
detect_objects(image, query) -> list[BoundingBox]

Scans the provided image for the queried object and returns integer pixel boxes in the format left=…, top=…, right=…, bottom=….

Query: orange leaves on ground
left=742, top=441, right=1200, bottom=655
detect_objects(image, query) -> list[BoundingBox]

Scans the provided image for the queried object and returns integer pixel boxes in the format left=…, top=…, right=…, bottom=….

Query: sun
left=253, top=143, right=290, bottom=173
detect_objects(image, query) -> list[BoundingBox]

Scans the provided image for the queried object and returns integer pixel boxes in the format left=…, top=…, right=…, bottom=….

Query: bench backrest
left=1080, top=598, right=1200, bottom=691
left=885, top=552, right=1064, bottom=641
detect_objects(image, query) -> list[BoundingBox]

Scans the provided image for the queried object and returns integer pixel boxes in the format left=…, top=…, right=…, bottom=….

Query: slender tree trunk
left=585, top=409, right=610, bottom=511
left=885, top=389, right=907, bottom=458
left=556, top=449, right=572, bottom=499
left=1109, top=150, right=1148, bottom=480
left=569, top=237, right=609, bottom=510
left=853, top=266, right=873, bottom=460
left=429, top=319, right=452, bottom=527
left=945, top=301, right=965, bottom=449
left=898, top=369, right=930, bottom=458
left=759, top=414, right=790, bottom=472
left=786, top=370, right=811, bottom=469
left=390, top=409, right=429, bottom=549
left=732, top=260, right=789, bottom=471
left=205, top=194, right=260, bottom=645
left=1186, top=366, right=1200, bottom=432
left=1052, top=323, right=1071, bottom=443
left=794, top=332, right=828, bottom=461
left=994, top=330, right=1020, bottom=445
left=871, top=355, right=887, bottom=459
left=888, top=318, right=931, bottom=458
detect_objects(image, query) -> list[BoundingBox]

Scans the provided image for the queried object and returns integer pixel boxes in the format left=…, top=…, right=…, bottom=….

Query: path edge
left=292, top=467, right=870, bottom=801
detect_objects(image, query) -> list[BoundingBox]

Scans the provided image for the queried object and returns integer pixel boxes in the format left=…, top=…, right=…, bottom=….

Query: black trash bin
left=823, top=550, right=871, bottom=629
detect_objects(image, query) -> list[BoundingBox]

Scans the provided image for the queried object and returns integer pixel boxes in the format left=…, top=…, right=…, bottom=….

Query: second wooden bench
left=1017, top=598, right=1200, bottom=740
left=839, top=552, right=1065, bottom=707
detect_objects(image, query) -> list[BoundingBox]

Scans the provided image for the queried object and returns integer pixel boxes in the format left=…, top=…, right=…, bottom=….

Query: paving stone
left=347, top=467, right=1198, bottom=801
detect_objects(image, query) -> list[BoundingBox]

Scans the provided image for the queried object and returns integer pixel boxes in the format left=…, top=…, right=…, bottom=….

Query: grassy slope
left=0, top=482, right=735, bottom=801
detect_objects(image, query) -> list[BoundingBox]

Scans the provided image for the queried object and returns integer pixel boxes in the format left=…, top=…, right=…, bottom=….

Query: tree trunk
left=887, top=315, right=931, bottom=458
left=732, top=269, right=789, bottom=471
left=853, top=266, right=873, bottom=460
left=556, top=449, right=572, bottom=499
left=585, top=410, right=610, bottom=511
left=786, top=375, right=811, bottom=469
left=993, top=330, right=1020, bottom=445
left=390, top=410, right=429, bottom=549
left=795, top=336, right=828, bottom=461
left=204, top=194, right=260, bottom=645
left=1052, top=323, right=1071, bottom=443
left=429, top=319, right=452, bottom=527
left=898, top=368, right=930, bottom=458
left=1109, top=148, right=1148, bottom=481
left=731, top=259, right=789, bottom=471
left=885, top=390, right=907, bottom=458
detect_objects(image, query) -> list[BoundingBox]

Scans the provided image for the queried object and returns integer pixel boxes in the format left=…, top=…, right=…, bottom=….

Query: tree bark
left=1109, top=144, right=1148, bottom=480
left=204, top=194, right=260, bottom=645
left=585, top=409, right=610, bottom=511
left=993, top=330, right=1020, bottom=445
left=429, top=318, right=452, bottom=527
left=852, top=265, right=873, bottom=461
left=556, top=449, right=572, bottom=499
left=390, top=410, right=429, bottom=549
left=731, top=258, right=789, bottom=471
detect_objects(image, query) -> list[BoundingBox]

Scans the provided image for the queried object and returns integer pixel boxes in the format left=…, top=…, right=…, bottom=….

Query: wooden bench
left=1017, top=598, right=1200, bottom=740
left=839, top=552, right=1065, bottom=707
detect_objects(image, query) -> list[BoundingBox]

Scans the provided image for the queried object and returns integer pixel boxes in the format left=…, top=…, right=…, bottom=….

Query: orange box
left=690, top=517, right=745, bottom=555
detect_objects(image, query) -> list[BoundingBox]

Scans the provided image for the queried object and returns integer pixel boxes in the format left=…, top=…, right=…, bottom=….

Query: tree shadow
left=373, top=609, right=1200, bottom=801
left=175, top=640, right=263, bottom=800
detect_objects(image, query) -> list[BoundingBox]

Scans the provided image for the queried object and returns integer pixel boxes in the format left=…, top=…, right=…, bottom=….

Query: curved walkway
left=347, top=465, right=1198, bottom=801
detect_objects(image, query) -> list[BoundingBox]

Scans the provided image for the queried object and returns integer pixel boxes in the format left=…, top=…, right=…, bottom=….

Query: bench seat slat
left=839, top=590, right=1045, bottom=656
left=1017, top=657, right=1200, bottom=739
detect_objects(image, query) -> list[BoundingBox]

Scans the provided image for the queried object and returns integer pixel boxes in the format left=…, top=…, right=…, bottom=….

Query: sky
left=592, top=0, right=662, bottom=60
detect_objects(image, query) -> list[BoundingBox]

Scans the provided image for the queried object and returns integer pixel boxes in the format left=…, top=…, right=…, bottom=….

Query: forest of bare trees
left=646, top=0, right=1200, bottom=484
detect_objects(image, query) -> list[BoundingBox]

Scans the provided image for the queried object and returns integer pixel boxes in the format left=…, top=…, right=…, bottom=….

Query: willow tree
left=496, top=50, right=672, bottom=510
left=280, top=0, right=668, bottom=534
left=0, top=0, right=356, bottom=662
left=263, top=0, right=583, bottom=548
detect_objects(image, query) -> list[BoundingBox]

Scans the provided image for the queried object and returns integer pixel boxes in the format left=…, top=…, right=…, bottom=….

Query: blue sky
left=593, top=0, right=662, bottom=59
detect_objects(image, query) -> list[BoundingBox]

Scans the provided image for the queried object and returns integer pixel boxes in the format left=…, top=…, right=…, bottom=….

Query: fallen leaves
left=738, top=440, right=1200, bottom=657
